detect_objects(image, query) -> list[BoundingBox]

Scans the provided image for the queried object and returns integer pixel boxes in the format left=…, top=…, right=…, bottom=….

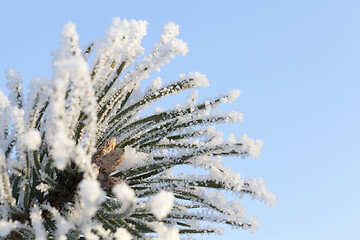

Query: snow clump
left=22, top=129, right=42, bottom=150
left=148, top=191, right=174, bottom=220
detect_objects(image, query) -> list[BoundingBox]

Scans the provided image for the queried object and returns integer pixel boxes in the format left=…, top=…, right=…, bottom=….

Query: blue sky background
left=1, top=1, right=360, bottom=239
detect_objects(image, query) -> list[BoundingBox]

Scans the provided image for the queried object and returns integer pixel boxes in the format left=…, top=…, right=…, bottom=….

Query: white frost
left=78, top=179, right=105, bottom=220
left=112, top=183, right=137, bottom=211
left=161, top=22, right=180, bottom=43
left=179, top=72, right=209, bottom=88
left=116, top=146, right=150, bottom=172
left=48, top=132, right=74, bottom=170
left=0, top=91, right=10, bottom=148
left=30, top=206, right=47, bottom=240
left=148, top=191, right=174, bottom=220
left=220, top=89, right=241, bottom=104
left=35, top=183, right=50, bottom=193
left=5, top=68, right=24, bottom=107
left=248, top=178, right=276, bottom=207
left=113, top=228, right=132, bottom=240
left=79, top=179, right=105, bottom=205
left=153, top=223, right=180, bottom=240
left=0, top=220, right=17, bottom=237
left=238, top=134, right=263, bottom=159
left=22, top=129, right=41, bottom=151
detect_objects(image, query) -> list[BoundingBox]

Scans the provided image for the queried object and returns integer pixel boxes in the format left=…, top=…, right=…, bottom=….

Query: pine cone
left=100, top=175, right=124, bottom=189
left=92, top=137, right=125, bottom=189
left=93, top=137, right=116, bottom=160
left=93, top=148, right=125, bottom=174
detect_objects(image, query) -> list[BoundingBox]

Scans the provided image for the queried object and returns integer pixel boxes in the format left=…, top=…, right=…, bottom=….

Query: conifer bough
left=0, top=18, right=275, bottom=239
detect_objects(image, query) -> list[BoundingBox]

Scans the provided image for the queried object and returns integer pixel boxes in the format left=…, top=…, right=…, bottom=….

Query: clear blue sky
left=1, top=1, right=360, bottom=239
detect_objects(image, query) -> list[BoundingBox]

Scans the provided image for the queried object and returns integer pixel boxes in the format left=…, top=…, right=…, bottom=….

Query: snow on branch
left=0, top=18, right=275, bottom=239
left=5, top=68, right=24, bottom=109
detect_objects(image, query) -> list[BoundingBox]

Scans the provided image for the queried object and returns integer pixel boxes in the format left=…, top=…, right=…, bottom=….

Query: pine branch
left=0, top=19, right=273, bottom=239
